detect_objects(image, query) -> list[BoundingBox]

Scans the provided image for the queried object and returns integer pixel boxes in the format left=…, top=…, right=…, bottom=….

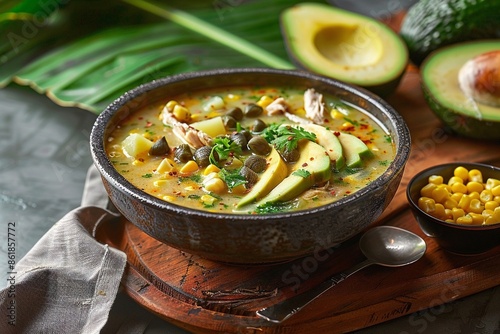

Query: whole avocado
left=400, top=0, right=500, bottom=65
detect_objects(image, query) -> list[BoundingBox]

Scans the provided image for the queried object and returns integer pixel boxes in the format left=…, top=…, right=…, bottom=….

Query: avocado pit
left=458, top=50, right=500, bottom=108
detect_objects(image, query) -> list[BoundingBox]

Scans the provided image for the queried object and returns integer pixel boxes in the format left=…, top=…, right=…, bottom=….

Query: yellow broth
left=105, top=86, right=395, bottom=214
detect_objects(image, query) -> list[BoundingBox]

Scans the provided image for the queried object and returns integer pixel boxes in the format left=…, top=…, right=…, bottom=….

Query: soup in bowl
left=91, top=68, right=411, bottom=263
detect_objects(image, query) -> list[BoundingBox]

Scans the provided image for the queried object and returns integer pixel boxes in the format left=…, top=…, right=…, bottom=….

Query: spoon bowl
left=256, top=226, right=427, bottom=323
left=360, top=226, right=427, bottom=267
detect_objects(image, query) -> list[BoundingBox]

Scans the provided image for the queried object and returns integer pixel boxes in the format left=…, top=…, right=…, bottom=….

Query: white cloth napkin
left=0, top=166, right=136, bottom=334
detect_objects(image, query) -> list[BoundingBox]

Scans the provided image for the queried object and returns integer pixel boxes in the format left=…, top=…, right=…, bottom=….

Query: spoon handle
left=256, top=259, right=373, bottom=323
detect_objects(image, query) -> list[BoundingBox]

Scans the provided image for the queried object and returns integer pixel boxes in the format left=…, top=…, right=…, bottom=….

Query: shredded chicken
left=265, top=97, right=311, bottom=125
left=160, top=106, right=212, bottom=148
left=304, top=88, right=325, bottom=124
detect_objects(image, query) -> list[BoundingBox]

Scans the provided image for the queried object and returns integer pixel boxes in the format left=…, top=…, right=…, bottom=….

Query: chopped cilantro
left=219, top=168, right=247, bottom=190
left=384, top=135, right=393, bottom=143
left=142, top=173, right=153, bottom=178
left=188, top=194, right=201, bottom=199
left=343, top=117, right=359, bottom=126
left=210, top=137, right=242, bottom=166
left=256, top=201, right=296, bottom=214
left=262, top=124, right=316, bottom=153
left=292, top=169, right=311, bottom=178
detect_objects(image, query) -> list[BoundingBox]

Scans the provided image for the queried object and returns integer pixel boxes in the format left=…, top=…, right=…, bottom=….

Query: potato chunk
left=122, top=133, right=153, bottom=158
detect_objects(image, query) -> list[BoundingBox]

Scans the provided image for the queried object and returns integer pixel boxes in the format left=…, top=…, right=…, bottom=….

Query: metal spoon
left=256, top=226, right=427, bottom=323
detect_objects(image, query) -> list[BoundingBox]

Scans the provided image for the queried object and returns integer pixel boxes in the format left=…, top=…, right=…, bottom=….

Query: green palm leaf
left=0, top=0, right=322, bottom=113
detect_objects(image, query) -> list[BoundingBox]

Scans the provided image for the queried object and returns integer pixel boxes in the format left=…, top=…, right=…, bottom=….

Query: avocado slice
left=236, top=147, right=287, bottom=208
left=337, top=132, right=373, bottom=168
left=301, top=123, right=345, bottom=170
left=400, top=0, right=500, bottom=65
left=421, top=40, right=500, bottom=140
left=280, top=3, right=407, bottom=97
left=256, top=140, right=331, bottom=206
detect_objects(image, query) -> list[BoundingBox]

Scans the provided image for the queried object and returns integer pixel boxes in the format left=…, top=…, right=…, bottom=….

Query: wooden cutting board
left=96, top=69, right=500, bottom=334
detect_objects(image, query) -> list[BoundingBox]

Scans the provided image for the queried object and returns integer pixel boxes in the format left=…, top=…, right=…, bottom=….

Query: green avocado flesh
left=421, top=40, right=500, bottom=139
left=401, top=0, right=500, bottom=65
left=280, top=3, right=407, bottom=96
left=256, top=140, right=331, bottom=206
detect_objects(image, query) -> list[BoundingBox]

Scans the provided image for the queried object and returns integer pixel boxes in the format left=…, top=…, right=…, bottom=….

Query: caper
left=230, top=132, right=247, bottom=149
left=280, top=148, right=300, bottom=163
left=149, top=136, right=170, bottom=156
left=247, top=135, right=271, bottom=155
left=223, top=115, right=237, bottom=130
left=193, top=146, right=212, bottom=167
left=239, top=166, right=259, bottom=187
left=174, top=144, right=193, bottom=163
left=240, top=129, right=253, bottom=142
left=244, top=155, right=267, bottom=173
left=226, top=107, right=244, bottom=121
left=244, top=103, right=263, bottom=117
left=252, top=119, right=267, bottom=133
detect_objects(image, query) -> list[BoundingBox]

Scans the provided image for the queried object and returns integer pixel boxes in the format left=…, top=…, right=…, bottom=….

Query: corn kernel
left=230, top=184, right=247, bottom=195
left=432, top=186, right=450, bottom=203
left=467, top=181, right=484, bottom=193
left=485, top=178, right=500, bottom=190
left=444, top=208, right=453, bottom=219
left=468, top=212, right=485, bottom=225
left=331, top=109, right=344, bottom=119
left=132, top=159, right=144, bottom=166
left=203, top=176, right=226, bottom=194
left=200, top=194, right=217, bottom=206
left=418, top=197, right=435, bottom=213
left=443, top=198, right=458, bottom=210
left=434, top=203, right=447, bottom=219
left=173, top=104, right=191, bottom=122
left=340, top=122, right=354, bottom=131
left=468, top=191, right=480, bottom=200
left=451, top=182, right=467, bottom=194
left=452, top=207, right=466, bottom=221
left=225, top=93, right=241, bottom=101
left=491, top=185, right=500, bottom=197
left=485, top=200, right=499, bottom=211
left=468, top=199, right=484, bottom=214
left=179, top=160, right=199, bottom=175
left=458, top=194, right=471, bottom=211
left=153, top=180, right=168, bottom=187
left=420, top=183, right=437, bottom=198
left=450, top=192, right=464, bottom=203
left=256, top=95, right=274, bottom=108
left=165, top=100, right=178, bottom=111
left=162, top=195, right=176, bottom=202
left=428, top=175, right=444, bottom=185
left=468, top=169, right=483, bottom=183
left=448, top=176, right=464, bottom=185
left=203, top=164, right=221, bottom=175
left=480, top=190, right=493, bottom=203
left=454, top=166, right=469, bottom=181
left=456, top=215, right=473, bottom=224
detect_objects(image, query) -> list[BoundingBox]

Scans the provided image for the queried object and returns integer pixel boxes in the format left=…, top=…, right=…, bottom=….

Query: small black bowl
left=407, top=162, right=500, bottom=255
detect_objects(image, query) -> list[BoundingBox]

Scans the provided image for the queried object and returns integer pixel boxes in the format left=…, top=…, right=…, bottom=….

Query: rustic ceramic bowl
left=407, top=162, right=500, bottom=255
left=90, top=68, right=411, bottom=264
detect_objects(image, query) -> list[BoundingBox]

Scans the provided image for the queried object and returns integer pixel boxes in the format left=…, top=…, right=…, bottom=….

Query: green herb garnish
left=256, top=201, right=296, bottom=214
left=263, top=124, right=316, bottom=153
left=292, top=169, right=311, bottom=178
left=210, top=136, right=242, bottom=166
left=142, top=173, right=153, bottom=178
left=219, top=168, right=247, bottom=190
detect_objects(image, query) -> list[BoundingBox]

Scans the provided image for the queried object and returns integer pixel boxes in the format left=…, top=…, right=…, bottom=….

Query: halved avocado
left=280, top=2, right=408, bottom=97
left=421, top=40, right=500, bottom=140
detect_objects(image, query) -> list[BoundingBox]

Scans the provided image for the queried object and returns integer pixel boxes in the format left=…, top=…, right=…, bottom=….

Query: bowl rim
left=91, top=67, right=411, bottom=220
left=406, top=161, right=500, bottom=230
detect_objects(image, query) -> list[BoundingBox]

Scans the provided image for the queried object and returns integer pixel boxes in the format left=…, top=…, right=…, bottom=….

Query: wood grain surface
left=96, top=69, right=500, bottom=333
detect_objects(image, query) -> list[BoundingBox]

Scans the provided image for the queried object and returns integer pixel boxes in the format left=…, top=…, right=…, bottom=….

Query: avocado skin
left=422, top=85, right=500, bottom=140
left=400, top=0, right=500, bottom=66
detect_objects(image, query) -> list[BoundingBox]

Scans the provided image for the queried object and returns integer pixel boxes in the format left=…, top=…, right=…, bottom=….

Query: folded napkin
left=0, top=166, right=150, bottom=334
